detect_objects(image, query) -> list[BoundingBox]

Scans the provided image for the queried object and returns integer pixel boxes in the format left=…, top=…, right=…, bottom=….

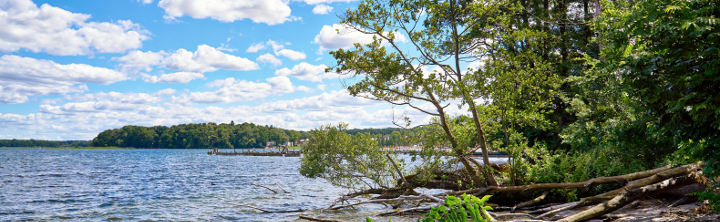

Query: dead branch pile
left=327, top=163, right=704, bottom=221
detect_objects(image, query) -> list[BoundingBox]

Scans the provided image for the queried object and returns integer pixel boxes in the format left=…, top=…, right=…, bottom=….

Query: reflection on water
left=0, top=149, right=507, bottom=221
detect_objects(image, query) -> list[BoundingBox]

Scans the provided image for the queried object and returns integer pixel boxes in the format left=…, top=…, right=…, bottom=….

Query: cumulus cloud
left=142, top=72, right=205, bottom=83
left=256, top=53, right=282, bottom=66
left=276, top=49, right=306, bottom=60
left=245, top=42, right=266, bottom=53
left=0, top=0, right=148, bottom=55
left=158, top=0, right=292, bottom=25
left=314, top=24, right=407, bottom=52
left=0, top=55, right=127, bottom=104
left=314, top=24, right=373, bottom=51
left=274, top=62, right=339, bottom=82
left=43, top=91, right=164, bottom=114
left=0, top=88, right=420, bottom=139
left=302, top=0, right=356, bottom=4
left=113, top=50, right=167, bottom=73
left=312, top=4, right=333, bottom=14
left=189, top=76, right=295, bottom=103
left=297, top=86, right=313, bottom=92
left=242, top=40, right=306, bottom=61
left=165, top=44, right=259, bottom=72
left=115, top=44, right=259, bottom=73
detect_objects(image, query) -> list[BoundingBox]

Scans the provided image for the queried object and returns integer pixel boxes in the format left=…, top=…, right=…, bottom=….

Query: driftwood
left=448, top=164, right=675, bottom=197
left=377, top=205, right=436, bottom=216
left=329, top=195, right=431, bottom=210
left=512, top=191, right=549, bottom=212
left=298, top=215, right=345, bottom=222
left=560, top=174, right=699, bottom=222
left=229, top=202, right=306, bottom=213
left=274, top=182, right=289, bottom=193
left=251, top=183, right=279, bottom=194
left=533, top=163, right=702, bottom=220
left=325, top=163, right=703, bottom=221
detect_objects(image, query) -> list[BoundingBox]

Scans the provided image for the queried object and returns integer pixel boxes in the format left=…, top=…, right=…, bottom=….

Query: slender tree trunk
left=429, top=90, right=486, bottom=187
left=449, top=0, right=498, bottom=187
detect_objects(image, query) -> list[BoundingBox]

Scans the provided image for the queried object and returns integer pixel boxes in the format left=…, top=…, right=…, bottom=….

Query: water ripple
left=0, top=149, right=346, bottom=221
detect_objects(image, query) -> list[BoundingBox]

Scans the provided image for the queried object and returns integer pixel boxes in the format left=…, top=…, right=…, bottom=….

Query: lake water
left=0, top=149, right=354, bottom=221
left=0, top=148, right=507, bottom=221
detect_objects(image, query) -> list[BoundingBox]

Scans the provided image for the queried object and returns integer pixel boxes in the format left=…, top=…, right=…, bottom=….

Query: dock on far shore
left=207, top=146, right=508, bottom=158
left=207, top=147, right=300, bottom=157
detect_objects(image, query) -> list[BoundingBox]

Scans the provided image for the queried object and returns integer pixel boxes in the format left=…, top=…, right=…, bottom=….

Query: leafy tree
left=587, top=0, right=720, bottom=209
left=300, top=124, right=396, bottom=190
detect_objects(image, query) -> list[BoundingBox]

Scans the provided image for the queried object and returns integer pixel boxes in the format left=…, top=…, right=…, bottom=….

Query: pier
left=207, top=147, right=507, bottom=157
left=207, top=148, right=300, bottom=157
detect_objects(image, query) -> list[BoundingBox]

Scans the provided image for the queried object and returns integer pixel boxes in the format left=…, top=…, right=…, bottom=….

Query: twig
left=329, top=195, right=432, bottom=210
left=528, top=202, right=577, bottom=215
left=228, top=202, right=305, bottom=213
left=251, top=183, right=278, bottom=194
left=298, top=215, right=345, bottom=222
left=377, top=205, right=437, bottom=216
left=420, top=193, right=445, bottom=203
left=275, top=182, right=289, bottom=193
left=513, top=191, right=549, bottom=212
left=488, top=212, right=535, bottom=220
left=385, top=153, right=409, bottom=186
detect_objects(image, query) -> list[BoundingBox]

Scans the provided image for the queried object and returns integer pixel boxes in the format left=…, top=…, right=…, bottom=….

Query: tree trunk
left=560, top=175, right=697, bottom=222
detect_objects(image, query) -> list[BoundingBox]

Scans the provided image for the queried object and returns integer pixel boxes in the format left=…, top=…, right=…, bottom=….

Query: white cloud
left=312, top=4, right=333, bottom=14
left=275, top=62, right=339, bottom=82
left=243, top=40, right=306, bottom=61
left=297, top=85, right=313, bottom=92
left=189, top=76, right=295, bottom=103
left=156, top=88, right=177, bottom=96
left=267, top=40, right=286, bottom=51
left=0, top=55, right=127, bottom=104
left=256, top=53, right=282, bottom=66
left=116, top=45, right=259, bottom=73
left=142, top=72, right=205, bottom=83
left=0, top=0, right=148, bottom=55
left=246, top=42, right=266, bottom=53
left=113, top=50, right=167, bottom=73
left=314, top=24, right=408, bottom=52
left=302, top=0, right=356, bottom=4
left=165, top=44, right=259, bottom=72
left=0, top=89, right=410, bottom=140
left=314, top=24, right=374, bottom=51
left=276, top=49, right=306, bottom=60
left=158, top=0, right=292, bottom=25
left=139, top=0, right=154, bottom=4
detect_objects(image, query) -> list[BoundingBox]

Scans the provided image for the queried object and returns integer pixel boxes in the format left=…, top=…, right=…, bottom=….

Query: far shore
left=0, top=146, right=133, bottom=149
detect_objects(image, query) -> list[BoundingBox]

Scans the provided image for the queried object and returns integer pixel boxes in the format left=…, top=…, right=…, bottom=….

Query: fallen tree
left=319, top=163, right=704, bottom=221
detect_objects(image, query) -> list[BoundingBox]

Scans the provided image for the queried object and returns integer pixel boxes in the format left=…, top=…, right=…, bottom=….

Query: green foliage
left=300, top=123, right=396, bottom=190
left=527, top=146, right=646, bottom=200
left=590, top=0, right=720, bottom=209
left=422, top=194, right=493, bottom=222
left=91, top=122, right=307, bottom=148
left=0, top=139, right=90, bottom=148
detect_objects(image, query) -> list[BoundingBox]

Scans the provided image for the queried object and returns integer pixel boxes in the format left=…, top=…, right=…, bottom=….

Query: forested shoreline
left=0, top=123, right=417, bottom=149
left=0, top=139, right=90, bottom=148
left=88, top=122, right=416, bottom=149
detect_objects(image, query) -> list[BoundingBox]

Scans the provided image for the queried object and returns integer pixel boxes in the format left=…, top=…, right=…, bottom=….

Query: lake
left=0, top=148, right=506, bottom=221
left=0, top=149, right=355, bottom=221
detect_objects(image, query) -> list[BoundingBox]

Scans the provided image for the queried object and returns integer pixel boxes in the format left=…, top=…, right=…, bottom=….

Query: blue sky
left=0, top=0, right=450, bottom=140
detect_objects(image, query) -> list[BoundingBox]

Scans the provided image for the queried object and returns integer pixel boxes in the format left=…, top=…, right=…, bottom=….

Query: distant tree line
left=91, top=122, right=307, bottom=148
left=90, top=122, right=416, bottom=149
left=347, top=127, right=420, bottom=147
left=0, top=139, right=90, bottom=148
